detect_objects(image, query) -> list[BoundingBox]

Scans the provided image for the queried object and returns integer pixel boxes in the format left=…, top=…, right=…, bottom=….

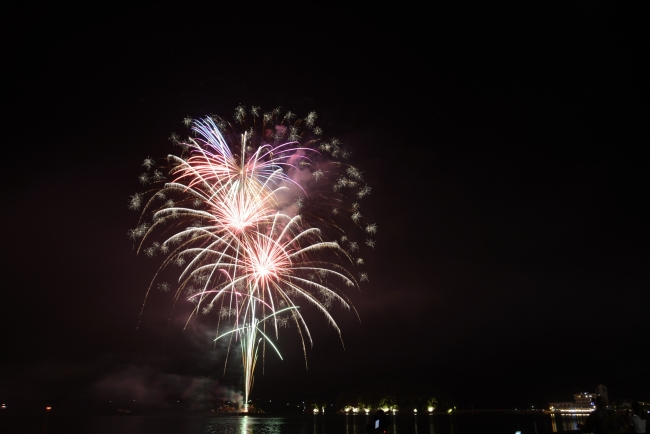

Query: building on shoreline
left=549, top=393, right=594, bottom=414
left=548, top=384, right=609, bottom=414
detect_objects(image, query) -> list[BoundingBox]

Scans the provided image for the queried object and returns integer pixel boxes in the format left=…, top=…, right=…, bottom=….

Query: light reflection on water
left=204, top=416, right=286, bottom=434
left=194, top=413, right=582, bottom=434
left=550, top=413, right=588, bottom=432
left=7, top=412, right=591, bottom=434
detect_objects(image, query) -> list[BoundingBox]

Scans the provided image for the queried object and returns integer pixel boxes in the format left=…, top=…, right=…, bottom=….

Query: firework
left=130, top=107, right=376, bottom=410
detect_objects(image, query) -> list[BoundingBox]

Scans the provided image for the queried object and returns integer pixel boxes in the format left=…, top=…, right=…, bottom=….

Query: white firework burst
left=365, top=223, right=378, bottom=234
left=193, top=274, right=209, bottom=285
left=183, top=116, right=193, bottom=127
left=158, top=282, right=172, bottom=292
left=277, top=316, right=290, bottom=328
left=235, top=105, right=246, bottom=123
left=128, top=193, right=144, bottom=210
left=132, top=223, right=150, bottom=239
left=346, top=166, right=363, bottom=181
left=305, top=111, right=317, bottom=127
left=333, top=177, right=347, bottom=192
left=220, top=307, right=237, bottom=319
left=357, top=185, right=372, bottom=198
left=289, top=126, right=300, bottom=141
left=142, top=157, right=156, bottom=170
left=359, top=272, right=369, bottom=282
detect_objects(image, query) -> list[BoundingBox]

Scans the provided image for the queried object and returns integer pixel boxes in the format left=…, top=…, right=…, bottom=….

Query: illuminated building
left=548, top=389, right=601, bottom=414
left=574, top=392, right=596, bottom=409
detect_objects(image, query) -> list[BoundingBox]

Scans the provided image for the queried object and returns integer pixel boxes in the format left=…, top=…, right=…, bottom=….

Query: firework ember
left=129, top=106, right=376, bottom=410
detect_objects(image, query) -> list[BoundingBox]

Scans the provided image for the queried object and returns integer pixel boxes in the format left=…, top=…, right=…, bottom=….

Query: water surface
left=0, top=412, right=583, bottom=434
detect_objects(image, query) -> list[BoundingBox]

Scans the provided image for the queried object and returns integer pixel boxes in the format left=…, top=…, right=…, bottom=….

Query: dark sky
left=1, top=3, right=647, bottom=411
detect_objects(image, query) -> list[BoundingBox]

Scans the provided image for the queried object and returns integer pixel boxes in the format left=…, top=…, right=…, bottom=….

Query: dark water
left=0, top=413, right=585, bottom=434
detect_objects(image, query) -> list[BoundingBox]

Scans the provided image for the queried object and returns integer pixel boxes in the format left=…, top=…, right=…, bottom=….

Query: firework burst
left=130, top=107, right=376, bottom=410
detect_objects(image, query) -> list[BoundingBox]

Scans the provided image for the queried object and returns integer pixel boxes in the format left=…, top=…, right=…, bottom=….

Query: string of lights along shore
left=128, top=106, right=377, bottom=411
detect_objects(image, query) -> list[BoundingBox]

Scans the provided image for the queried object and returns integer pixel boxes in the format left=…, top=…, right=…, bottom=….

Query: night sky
left=2, top=3, right=647, bottom=412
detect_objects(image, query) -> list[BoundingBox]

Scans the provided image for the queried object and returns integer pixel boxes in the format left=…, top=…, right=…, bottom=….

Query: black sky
left=1, top=3, right=647, bottom=411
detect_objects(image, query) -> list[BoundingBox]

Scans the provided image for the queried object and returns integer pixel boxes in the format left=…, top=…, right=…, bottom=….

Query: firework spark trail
left=130, top=107, right=376, bottom=410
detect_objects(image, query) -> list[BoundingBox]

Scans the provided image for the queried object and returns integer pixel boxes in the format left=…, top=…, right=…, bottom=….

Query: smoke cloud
left=92, top=364, right=241, bottom=410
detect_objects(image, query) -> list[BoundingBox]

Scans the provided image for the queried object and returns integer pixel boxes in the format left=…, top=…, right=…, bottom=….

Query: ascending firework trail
left=129, top=106, right=376, bottom=410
